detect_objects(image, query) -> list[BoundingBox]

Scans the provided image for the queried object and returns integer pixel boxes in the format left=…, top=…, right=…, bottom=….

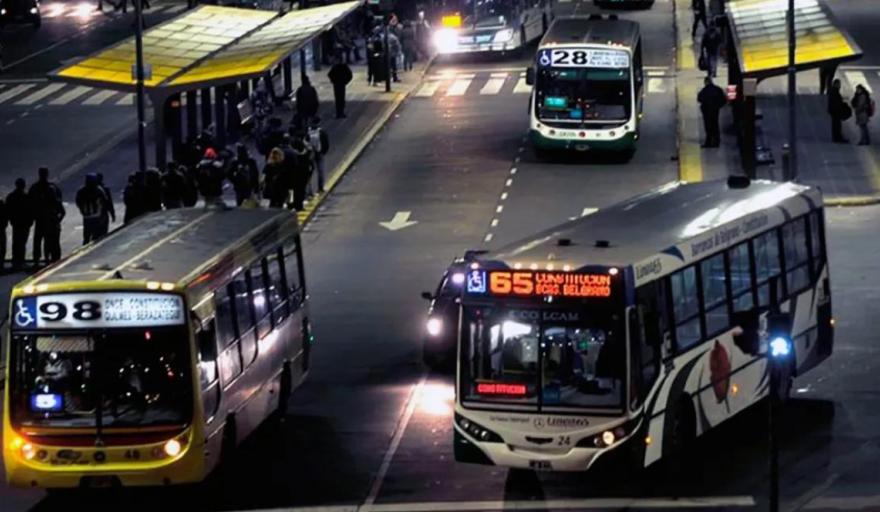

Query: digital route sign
left=466, top=270, right=613, bottom=298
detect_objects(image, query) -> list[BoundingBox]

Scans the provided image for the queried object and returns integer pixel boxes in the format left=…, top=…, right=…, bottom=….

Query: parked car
left=0, top=0, right=41, bottom=27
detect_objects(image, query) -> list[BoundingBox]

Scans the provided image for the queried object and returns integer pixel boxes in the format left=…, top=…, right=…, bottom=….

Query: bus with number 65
left=4, top=207, right=312, bottom=488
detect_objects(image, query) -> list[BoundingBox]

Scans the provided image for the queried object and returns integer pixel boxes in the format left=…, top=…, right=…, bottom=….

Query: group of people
left=828, top=79, right=875, bottom=145
left=365, top=12, right=430, bottom=86
left=0, top=168, right=67, bottom=270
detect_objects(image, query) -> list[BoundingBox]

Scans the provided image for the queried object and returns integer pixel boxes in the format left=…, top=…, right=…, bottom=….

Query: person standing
left=6, top=178, right=31, bottom=270
left=328, top=56, right=353, bottom=119
left=75, top=174, right=110, bottom=245
left=700, top=23, right=722, bottom=78
left=196, top=149, right=226, bottom=205
left=123, top=174, right=145, bottom=223
left=263, top=148, right=288, bottom=208
left=386, top=29, right=402, bottom=82
left=307, top=117, right=330, bottom=193
left=697, top=77, right=726, bottom=148
left=294, top=76, right=320, bottom=125
left=851, top=84, right=874, bottom=146
left=95, top=173, right=116, bottom=237
left=230, top=144, right=260, bottom=206
left=28, top=167, right=64, bottom=264
left=828, top=78, right=849, bottom=143
left=692, top=0, right=707, bottom=38
left=161, top=164, right=186, bottom=209
left=289, top=137, right=312, bottom=211
left=401, top=21, right=417, bottom=72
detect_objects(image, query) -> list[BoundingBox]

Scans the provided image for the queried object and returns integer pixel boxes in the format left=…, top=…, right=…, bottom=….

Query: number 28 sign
left=538, top=48, right=630, bottom=69
left=13, top=293, right=184, bottom=330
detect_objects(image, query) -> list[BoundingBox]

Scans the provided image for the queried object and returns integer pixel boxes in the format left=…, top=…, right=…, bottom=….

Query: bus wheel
left=533, top=145, right=550, bottom=161
left=274, top=361, right=292, bottom=422
left=664, top=400, right=695, bottom=488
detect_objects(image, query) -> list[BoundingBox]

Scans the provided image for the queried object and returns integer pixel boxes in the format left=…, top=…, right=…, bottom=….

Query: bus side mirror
left=525, top=67, right=535, bottom=86
left=732, top=309, right=760, bottom=355
left=421, top=291, right=434, bottom=300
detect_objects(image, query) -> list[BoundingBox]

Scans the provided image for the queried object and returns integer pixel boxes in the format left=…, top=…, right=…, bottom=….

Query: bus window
left=701, top=253, right=729, bottom=336
left=232, top=275, right=257, bottom=367
left=283, top=240, right=304, bottom=308
left=809, top=210, right=825, bottom=276
left=728, top=242, right=753, bottom=312
left=542, top=324, right=623, bottom=408
left=635, top=280, right=666, bottom=388
left=671, top=266, right=701, bottom=351
left=197, top=323, right=220, bottom=420
left=214, top=285, right=237, bottom=348
left=250, top=260, right=273, bottom=339
left=267, top=248, right=290, bottom=321
left=755, top=229, right=783, bottom=306
left=782, top=217, right=810, bottom=295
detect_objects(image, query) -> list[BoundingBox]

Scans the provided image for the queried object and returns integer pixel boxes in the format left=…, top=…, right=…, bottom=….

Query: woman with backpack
left=852, top=84, right=875, bottom=145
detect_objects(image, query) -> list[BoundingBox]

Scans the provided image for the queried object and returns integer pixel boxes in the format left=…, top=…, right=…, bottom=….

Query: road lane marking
left=647, top=77, right=666, bottom=94
left=512, top=77, right=531, bottom=94
left=480, top=76, right=506, bottom=95
left=49, top=85, right=93, bottom=105
left=484, top=233, right=493, bottom=242
left=844, top=71, right=872, bottom=93
left=363, top=374, right=427, bottom=506
left=82, top=90, right=117, bottom=105
left=415, top=81, right=441, bottom=97
left=446, top=77, right=472, bottom=96
left=115, top=93, right=134, bottom=105
left=0, top=84, right=37, bottom=104
left=165, top=4, right=187, bottom=13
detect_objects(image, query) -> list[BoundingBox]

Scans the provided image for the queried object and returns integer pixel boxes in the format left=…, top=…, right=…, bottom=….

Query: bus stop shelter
left=49, top=1, right=363, bottom=168
left=723, top=0, right=862, bottom=173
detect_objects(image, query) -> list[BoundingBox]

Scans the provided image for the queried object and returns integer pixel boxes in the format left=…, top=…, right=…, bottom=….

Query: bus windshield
left=536, top=67, right=631, bottom=123
left=442, top=0, right=513, bottom=27
left=460, top=306, right=625, bottom=410
left=10, top=327, right=192, bottom=429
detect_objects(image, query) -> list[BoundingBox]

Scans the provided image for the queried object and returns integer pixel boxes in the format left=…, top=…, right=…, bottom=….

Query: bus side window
left=755, top=229, right=783, bottom=307
left=249, top=260, right=273, bottom=339
left=634, top=42, right=644, bottom=94
left=700, top=252, right=728, bottom=337
left=808, top=210, right=825, bottom=277
left=635, top=280, right=665, bottom=388
left=670, top=266, right=701, bottom=351
left=233, top=274, right=257, bottom=368
left=782, top=217, right=810, bottom=295
left=267, top=247, right=290, bottom=322
left=283, top=239, right=304, bottom=309
left=214, top=286, right=243, bottom=385
left=728, top=242, right=754, bottom=312
left=196, top=321, right=220, bottom=420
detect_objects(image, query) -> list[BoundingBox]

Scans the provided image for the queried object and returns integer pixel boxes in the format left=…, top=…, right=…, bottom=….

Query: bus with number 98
left=525, top=15, right=643, bottom=157
left=3, top=208, right=312, bottom=488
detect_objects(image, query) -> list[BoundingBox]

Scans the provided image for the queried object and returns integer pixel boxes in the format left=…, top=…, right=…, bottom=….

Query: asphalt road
left=2, top=0, right=880, bottom=511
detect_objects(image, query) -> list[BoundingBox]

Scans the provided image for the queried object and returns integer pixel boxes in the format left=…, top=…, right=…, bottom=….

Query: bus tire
left=533, top=146, right=550, bottom=161
left=664, top=398, right=695, bottom=489
left=217, top=413, right=238, bottom=484
left=274, top=361, right=292, bottom=422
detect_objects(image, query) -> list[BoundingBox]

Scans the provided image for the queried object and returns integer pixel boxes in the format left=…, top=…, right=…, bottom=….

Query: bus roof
left=540, top=15, right=640, bottom=49
left=23, top=207, right=298, bottom=290
left=478, top=179, right=821, bottom=273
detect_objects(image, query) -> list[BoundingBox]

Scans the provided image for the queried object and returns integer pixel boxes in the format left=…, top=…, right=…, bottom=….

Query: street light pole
left=786, top=0, right=797, bottom=181
left=134, top=0, right=147, bottom=173
left=383, top=16, right=391, bottom=93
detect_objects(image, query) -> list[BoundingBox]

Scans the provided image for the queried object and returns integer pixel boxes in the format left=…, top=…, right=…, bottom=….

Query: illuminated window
left=782, top=217, right=810, bottom=295
left=249, top=261, right=272, bottom=339
left=671, top=266, right=701, bottom=351
left=728, top=242, right=753, bottom=312
left=701, top=253, right=728, bottom=336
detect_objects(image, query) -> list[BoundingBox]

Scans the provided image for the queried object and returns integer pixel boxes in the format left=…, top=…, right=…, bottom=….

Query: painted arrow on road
left=379, top=211, right=418, bottom=231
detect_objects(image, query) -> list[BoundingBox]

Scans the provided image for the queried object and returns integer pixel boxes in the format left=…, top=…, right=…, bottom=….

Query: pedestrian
left=294, top=76, right=320, bottom=124
left=366, top=38, right=378, bottom=86
left=692, top=0, right=707, bottom=38
left=259, top=117, right=285, bottom=158
left=852, top=84, right=874, bottom=146
left=28, top=167, right=64, bottom=264
left=6, top=178, right=31, bottom=270
left=415, top=11, right=432, bottom=61
left=230, top=144, right=260, bottom=206
left=697, top=77, right=726, bottom=148
left=386, top=29, right=402, bottom=82
left=197, top=148, right=226, bottom=205
left=700, top=22, right=722, bottom=78
left=0, top=198, right=7, bottom=270
left=161, top=163, right=186, bottom=209
left=123, top=173, right=144, bottom=224
left=95, top=172, right=116, bottom=237
left=290, top=137, right=312, bottom=211
left=828, top=78, right=850, bottom=144
left=819, top=66, right=833, bottom=96
left=328, top=55, right=353, bottom=119
left=75, top=174, right=110, bottom=245
left=263, top=148, right=288, bottom=208
left=307, top=117, right=330, bottom=193
left=144, top=166, right=163, bottom=212
left=401, top=21, right=416, bottom=72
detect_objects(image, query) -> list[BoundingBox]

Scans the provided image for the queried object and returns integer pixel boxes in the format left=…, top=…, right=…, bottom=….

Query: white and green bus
left=526, top=15, right=643, bottom=156
left=454, top=178, right=833, bottom=472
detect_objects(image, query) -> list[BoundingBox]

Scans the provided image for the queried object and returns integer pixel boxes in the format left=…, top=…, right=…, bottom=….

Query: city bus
left=3, top=207, right=312, bottom=488
left=454, top=178, right=832, bottom=472
left=525, top=15, right=643, bottom=156
left=432, top=0, right=554, bottom=55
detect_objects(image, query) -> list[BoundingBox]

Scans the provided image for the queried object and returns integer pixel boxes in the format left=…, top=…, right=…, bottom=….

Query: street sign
left=131, top=63, right=152, bottom=81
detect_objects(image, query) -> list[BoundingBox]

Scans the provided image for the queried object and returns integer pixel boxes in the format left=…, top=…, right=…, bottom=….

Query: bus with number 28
left=454, top=178, right=832, bottom=472
left=526, top=15, right=643, bottom=156
left=4, top=207, right=312, bottom=488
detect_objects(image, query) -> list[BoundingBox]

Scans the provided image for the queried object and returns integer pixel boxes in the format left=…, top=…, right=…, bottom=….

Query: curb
left=296, top=56, right=435, bottom=227
left=824, top=195, right=880, bottom=207
left=673, top=0, right=703, bottom=183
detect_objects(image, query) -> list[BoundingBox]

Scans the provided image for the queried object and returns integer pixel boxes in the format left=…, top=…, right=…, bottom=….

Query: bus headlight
left=433, top=29, right=458, bottom=53
left=494, top=28, right=514, bottom=43
left=601, top=430, right=616, bottom=446
left=21, top=443, right=36, bottom=460
left=426, top=317, right=443, bottom=337
left=163, top=439, right=182, bottom=457
left=455, top=413, right=503, bottom=443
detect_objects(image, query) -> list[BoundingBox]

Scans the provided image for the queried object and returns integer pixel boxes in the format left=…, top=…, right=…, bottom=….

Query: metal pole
left=787, top=0, right=797, bottom=181
left=769, top=276, right=780, bottom=512
left=383, top=18, right=391, bottom=92
left=134, top=0, right=147, bottom=172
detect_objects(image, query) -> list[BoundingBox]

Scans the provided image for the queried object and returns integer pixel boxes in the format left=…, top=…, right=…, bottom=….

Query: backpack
left=308, top=127, right=323, bottom=153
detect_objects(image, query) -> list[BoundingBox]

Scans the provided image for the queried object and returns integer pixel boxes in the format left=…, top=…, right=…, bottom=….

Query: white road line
left=164, top=4, right=187, bottom=13
left=0, top=84, right=37, bottom=104
left=115, top=93, right=134, bottom=105
left=82, top=90, right=117, bottom=105
left=646, top=69, right=667, bottom=77
left=15, top=84, right=67, bottom=105
left=844, top=71, right=872, bottom=94
left=414, top=81, right=441, bottom=97
left=496, top=205, right=503, bottom=213
left=363, top=375, right=426, bottom=506
left=480, top=76, right=506, bottom=95
left=505, top=178, right=512, bottom=187
left=500, top=192, right=507, bottom=200
left=582, top=207, right=598, bottom=217
left=512, top=77, right=531, bottom=94
left=490, top=218, right=499, bottom=227
left=483, top=233, right=493, bottom=243
left=446, top=77, right=472, bottom=96
left=49, top=85, right=93, bottom=105
left=510, top=167, right=517, bottom=174
left=647, top=77, right=666, bottom=94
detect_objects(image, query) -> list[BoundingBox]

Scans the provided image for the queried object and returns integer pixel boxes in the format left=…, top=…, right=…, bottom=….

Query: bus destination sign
left=538, top=48, right=630, bottom=69
left=13, top=292, right=184, bottom=330
left=466, top=270, right=612, bottom=298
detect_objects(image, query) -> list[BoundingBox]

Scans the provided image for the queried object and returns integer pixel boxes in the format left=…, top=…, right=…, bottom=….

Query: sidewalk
left=0, top=54, right=433, bottom=383
left=674, top=0, right=880, bottom=205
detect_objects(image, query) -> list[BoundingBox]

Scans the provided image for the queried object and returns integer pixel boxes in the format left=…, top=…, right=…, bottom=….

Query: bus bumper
left=530, top=129, right=637, bottom=152
left=454, top=427, right=606, bottom=472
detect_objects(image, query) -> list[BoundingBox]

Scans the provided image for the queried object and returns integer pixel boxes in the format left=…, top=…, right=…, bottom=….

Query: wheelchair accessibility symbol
left=14, top=298, right=37, bottom=328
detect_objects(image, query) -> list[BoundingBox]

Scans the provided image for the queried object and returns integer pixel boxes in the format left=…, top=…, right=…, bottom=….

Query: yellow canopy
left=727, top=0, right=861, bottom=78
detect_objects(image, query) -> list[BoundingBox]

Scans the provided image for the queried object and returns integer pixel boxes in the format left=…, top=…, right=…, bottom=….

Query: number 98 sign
left=12, top=293, right=184, bottom=330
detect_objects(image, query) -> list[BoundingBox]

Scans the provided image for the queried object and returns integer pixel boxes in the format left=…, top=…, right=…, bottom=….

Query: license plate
left=81, top=475, right=117, bottom=488
left=528, top=460, right=553, bottom=471
left=575, top=144, right=591, bottom=151
left=458, top=36, right=474, bottom=43
left=476, top=35, right=492, bottom=43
